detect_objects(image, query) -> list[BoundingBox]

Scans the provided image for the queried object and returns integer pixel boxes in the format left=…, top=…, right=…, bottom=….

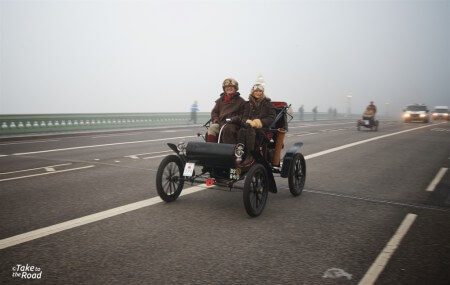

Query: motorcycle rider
left=207, top=78, right=246, bottom=144
left=237, top=83, right=276, bottom=166
left=364, top=101, right=377, bottom=125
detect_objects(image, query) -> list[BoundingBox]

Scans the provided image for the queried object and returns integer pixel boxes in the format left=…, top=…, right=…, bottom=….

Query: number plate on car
left=183, top=162, right=195, bottom=177
left=364, top=120, right=369, bottom=125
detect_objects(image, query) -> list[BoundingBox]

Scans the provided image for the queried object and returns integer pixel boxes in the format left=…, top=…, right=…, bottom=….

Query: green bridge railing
left=0, top=112, right=352, bottom=136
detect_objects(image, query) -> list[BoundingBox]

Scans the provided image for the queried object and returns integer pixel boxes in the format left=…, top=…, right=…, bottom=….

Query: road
left=0, top=120, right=449, bottom=284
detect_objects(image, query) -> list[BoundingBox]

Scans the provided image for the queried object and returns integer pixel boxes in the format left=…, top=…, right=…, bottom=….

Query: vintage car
left=155, top=102, right=306, bottom=217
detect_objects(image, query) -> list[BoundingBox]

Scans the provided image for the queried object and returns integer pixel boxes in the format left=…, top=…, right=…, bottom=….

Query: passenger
left=237, top=83, right=276, bottom=166
left=207, top=78, right=246, bottom=144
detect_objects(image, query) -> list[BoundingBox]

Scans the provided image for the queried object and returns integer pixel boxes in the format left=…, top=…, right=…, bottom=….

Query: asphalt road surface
left=0, top=120, right=449, bottom=284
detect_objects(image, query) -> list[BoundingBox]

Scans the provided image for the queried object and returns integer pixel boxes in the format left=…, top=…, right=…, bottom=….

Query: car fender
left=281, top=142, right=304, bottom=178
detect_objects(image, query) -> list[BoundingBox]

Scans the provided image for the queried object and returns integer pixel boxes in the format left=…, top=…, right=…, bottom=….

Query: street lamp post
left=346, top=95, right=352, bottom=117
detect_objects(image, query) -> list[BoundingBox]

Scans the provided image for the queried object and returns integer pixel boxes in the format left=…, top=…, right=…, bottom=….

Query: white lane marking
left=0, top=165, right=95, bottom=182
left=160, top=130, right=178, bottom=133
left=142, top=154, right=170, bottom=160
left=12, top=135, right=197, bottom=156
left=290, top=121, right=357, bottom=129
left=296, top=132, right=318, bottom=137
left=0, top=122, right=440, bottom=249
left=0, top=184, right=205, bottom=250
left=91, top=132, right=144, bottom=138
left=0, top=154, right=9, bottom=158
left=305, top=123, right=446, bottom=160
left=358, top=213, right=417, bottom=285
left=0, top=139, right=60, bottom=146
left=426, top=167, right=448, bottom=192
left=124, top=150, right=172, bottom=159
left=323, top=268, right=352, bottom=280
left=0, top=163, right=72, bottom=175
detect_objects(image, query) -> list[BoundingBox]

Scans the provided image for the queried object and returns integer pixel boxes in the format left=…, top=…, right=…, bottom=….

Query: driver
left=207, top=78, right=246, bottom=144
left=363, top=101, right=377, bottom=125
left=367, top=101, right=377, bottom=115
left=237, top=84, right=276, bottom=167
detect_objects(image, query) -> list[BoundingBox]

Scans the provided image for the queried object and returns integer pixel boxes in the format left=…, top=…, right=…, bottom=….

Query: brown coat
left=241, top=96, right=276, bottom=128
left=211, top=93, right=246, bottom=124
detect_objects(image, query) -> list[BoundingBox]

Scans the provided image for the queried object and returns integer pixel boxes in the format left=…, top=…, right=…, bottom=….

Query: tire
left=288, top=153, right=306, bottom=196
left=156, top=155, right=184, bottom=202
left=374, top=121, right=379, bottom=131
left=243, top=164, right=269, bottom=217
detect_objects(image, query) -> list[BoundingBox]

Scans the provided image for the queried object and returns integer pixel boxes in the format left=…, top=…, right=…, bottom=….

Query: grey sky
left=1, top=0, right=449, bottom=115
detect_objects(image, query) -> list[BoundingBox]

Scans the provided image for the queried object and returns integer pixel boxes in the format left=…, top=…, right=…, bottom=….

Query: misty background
left=1, top=0, right=449, bottom=115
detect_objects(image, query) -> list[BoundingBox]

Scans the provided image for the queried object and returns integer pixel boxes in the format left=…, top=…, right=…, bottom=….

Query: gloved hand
left=246, top=119, right=256, bottom=128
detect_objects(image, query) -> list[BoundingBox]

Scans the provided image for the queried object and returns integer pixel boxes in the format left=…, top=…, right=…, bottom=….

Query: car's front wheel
left=156, top=155, right=185, bottom=202
left=243, top=164, right=268, bottom=217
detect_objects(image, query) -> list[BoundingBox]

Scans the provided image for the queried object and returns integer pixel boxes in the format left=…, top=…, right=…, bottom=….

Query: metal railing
left=0, top=112, right=354, bottom=136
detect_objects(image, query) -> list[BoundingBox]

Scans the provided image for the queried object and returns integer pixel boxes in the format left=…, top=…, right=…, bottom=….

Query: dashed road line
left=142, top=154, right=170, bottom=160
left=426, top=167, right=448, bottom=192
left=124, top=150, right=172, bottom=159
left=358, top=213, right=417, bottom=285
left=12, top=135, right=197, bottom=156
left=0, top=163, right=72, bottom=175
left=0, top=139, right=60, bottom=146
left=91, top=132, right=145, bottom=138
left=0, top=165, right=95, bottom=182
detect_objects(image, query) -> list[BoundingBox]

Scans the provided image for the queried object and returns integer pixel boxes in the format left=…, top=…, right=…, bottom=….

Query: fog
left=1, top=0, right=449, bottom=115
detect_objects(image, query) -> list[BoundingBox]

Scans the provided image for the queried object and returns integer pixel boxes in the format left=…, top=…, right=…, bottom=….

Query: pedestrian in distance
left=298, top=105, right=304, bottom=121
left=312, top=106, right=318, bottom=121
left=190, top=101, right=199, bottom=124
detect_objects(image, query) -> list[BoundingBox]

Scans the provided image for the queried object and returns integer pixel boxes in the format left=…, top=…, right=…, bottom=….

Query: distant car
left=431, top=106, right=449, bottom=121
left=403, top=104, right=430, bottom=123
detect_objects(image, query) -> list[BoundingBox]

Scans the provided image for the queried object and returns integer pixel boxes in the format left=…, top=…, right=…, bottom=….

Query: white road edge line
left=0, top=163, right=72, bottom=175
left=0, top=122, right=442, bottom=250
left=358, top=213, right=417, bottom=285
left=0, top=165, right=95, bottom=182
left=0, top=185, right=205, bottom=250
left=12, top=135, right=197, bottom=156
left=0, top=155, right=9, bottom=158
left=425, top=167, right=448, bottom=192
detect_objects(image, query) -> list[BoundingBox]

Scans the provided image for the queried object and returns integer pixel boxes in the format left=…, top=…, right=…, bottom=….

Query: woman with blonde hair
left=237, top=83, right=276, bottom=166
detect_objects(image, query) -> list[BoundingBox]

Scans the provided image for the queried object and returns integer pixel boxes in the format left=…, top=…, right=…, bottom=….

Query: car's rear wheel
left=243, top=164, right=268, bottom=217
left=156, top=155, right=184, bottom=202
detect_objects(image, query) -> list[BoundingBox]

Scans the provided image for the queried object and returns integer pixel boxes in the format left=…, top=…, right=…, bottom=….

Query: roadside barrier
left=0, top=112, right=354, bottom=135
